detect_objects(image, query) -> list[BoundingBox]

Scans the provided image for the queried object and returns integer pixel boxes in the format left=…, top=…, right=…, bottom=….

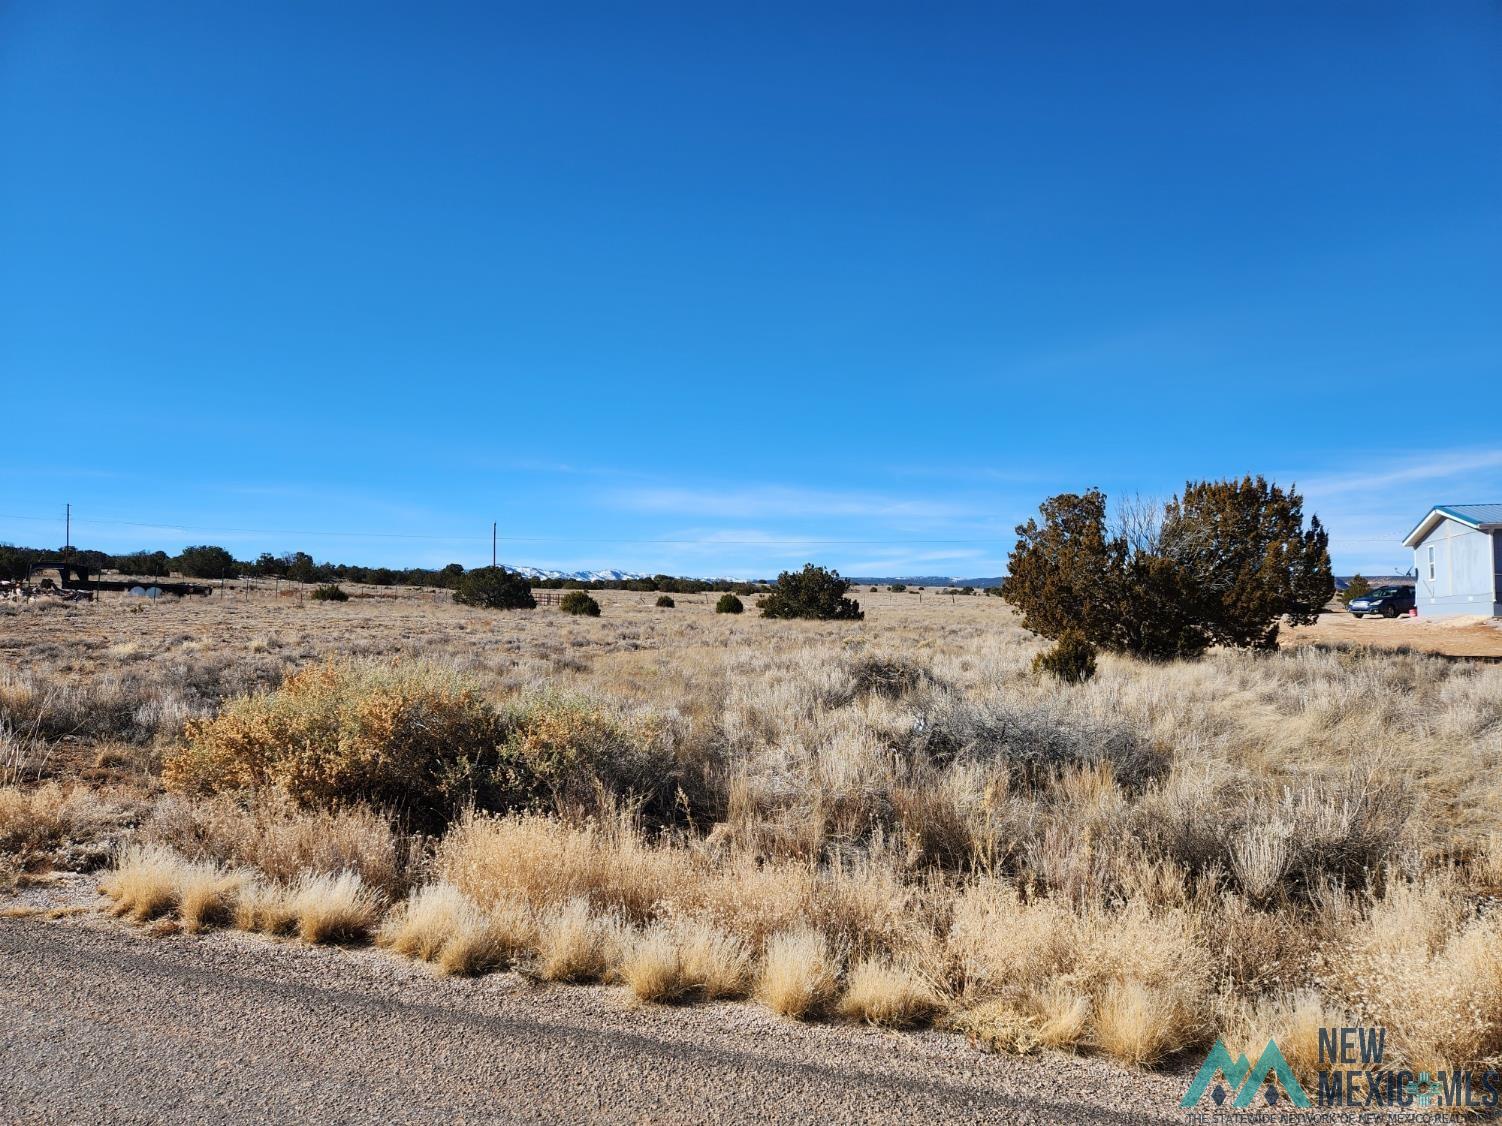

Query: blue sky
left=2, top=2, right=1498, bottom=578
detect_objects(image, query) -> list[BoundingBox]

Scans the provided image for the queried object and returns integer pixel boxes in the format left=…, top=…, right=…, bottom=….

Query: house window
left=1428, top=545, right=1436, bottom=582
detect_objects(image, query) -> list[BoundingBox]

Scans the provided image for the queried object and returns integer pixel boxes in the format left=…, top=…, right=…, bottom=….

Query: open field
left=7, top=585, right=1502, bottom=1119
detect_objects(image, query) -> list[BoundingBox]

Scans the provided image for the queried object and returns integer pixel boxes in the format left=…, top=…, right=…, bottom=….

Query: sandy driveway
left=0, top=897, right=1191, bottom=1125
left=1284, top=611, right=1502, bottom=658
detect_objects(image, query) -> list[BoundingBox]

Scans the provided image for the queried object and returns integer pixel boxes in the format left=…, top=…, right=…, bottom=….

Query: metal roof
left=1402, top=504, right=1502, bottom=548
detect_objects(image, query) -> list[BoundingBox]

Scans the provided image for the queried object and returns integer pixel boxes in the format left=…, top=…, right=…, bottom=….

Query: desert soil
left=1, top=881, right=1189, bottom=1125
left=1285, top=610, right=1502, bottom=658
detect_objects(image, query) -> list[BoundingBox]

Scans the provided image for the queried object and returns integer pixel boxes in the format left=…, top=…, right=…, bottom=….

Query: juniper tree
left=758, top=564, right=864, bottom=621
left=453, top=566, right=536, bottom=610
left=1002, top=478, right=1332, bottom=659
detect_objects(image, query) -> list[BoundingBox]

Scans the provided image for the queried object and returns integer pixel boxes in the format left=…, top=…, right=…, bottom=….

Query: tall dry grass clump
left=436, top=809, right=698, bottom=923
left=615, top=918, right=756, bottom=1003
left=1226, top=989, right=1351, bottom=1084
left=673, top=918, right=754, bottom=1000
left=619, top=924, right=688, bottom=1002
left=101, top=844, right=191, bottom=922
left=234, top=878, right=300, bottom=936
left=534, top=898, right=622, bottom=983
left=175, top=861, right=245, bottom=933
left=1319, top=874, right=1502, bottom=1073
left=837, top=958, right=943, bottom=1027
left=288, top=870, right=381, bottom=944
left=949, top=881, right=1208, bottom=1066
left=378, top=883, right=533, bottom=975
left=1, top=783, right=126, bottom=880
left=757, top=927, right=838, bottom=1020
left=100, top=844, right=381, bottom=944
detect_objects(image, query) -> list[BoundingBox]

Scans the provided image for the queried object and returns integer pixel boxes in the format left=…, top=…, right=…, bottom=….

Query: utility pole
left=65, top=503, right=70, bottom=552
left=492, top=522, right=497, bottom=569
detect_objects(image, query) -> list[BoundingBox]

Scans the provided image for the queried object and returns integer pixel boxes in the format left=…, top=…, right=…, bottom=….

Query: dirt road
left=1285, top=611, right=1502, bottom=658
left=0, top=910, right=1188, bottom=1125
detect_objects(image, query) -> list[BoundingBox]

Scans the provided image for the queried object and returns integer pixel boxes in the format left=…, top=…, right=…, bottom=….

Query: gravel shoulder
left=0, top=886, right=1191, bottom=1125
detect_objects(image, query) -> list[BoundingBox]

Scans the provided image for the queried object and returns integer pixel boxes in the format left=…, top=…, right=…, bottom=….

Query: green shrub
left=310, top=584, right=349, bottom=602
left=1341, top=574, right=1371, bottom=605
left=560, top=590, right=601, bottom=616
left=1032, top=631, right=1098, bottom=684
left=889, top=583, right=907, bottom=593
left=758, top=564, right=863, bottom=621
left=486, top=691, right=679, bottom=817
left=453, top=567, right=536, bottom=610
left=174, top=544, right=237, bottom=579
left=715, top=593, right=743, bottom=615
left=655, top=594, right=675, bottom=608
left=164, top=659, right=503, bottom=831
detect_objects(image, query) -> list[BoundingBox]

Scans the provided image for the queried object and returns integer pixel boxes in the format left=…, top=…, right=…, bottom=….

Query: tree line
left=0, top=542, right=770, bottom=594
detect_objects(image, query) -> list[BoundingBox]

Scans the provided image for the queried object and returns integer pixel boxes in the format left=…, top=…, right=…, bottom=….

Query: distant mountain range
left=506, top=568, right=1396, bottom=592
left=846, top=575, right=1003, bottom=588
left=508, top=566, right=1003, bottom=587
left=1334, top=575, right=1412, bottom=590
left=508, top=565, right=649, bottom=583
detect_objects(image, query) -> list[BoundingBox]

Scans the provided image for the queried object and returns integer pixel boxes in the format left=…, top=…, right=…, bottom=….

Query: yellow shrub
left=164, top=659, right=499, bottom=828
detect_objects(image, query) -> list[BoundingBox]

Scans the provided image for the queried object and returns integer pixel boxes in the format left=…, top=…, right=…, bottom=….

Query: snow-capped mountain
left=507, top=565, right=649, bottom=583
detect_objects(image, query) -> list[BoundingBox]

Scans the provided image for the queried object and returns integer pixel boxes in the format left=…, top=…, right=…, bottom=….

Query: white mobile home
left=1402, top=504, right=1502, bottom=618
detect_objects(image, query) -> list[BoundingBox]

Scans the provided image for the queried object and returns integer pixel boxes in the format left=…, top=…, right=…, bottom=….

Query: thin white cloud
left=842, top=549, right=994, bottom=575
left=1299, top=448, right=1502, bottom=499
left=1292, top=447, right=1502, bottom=574
left=609, top=484, right=986, bottom=521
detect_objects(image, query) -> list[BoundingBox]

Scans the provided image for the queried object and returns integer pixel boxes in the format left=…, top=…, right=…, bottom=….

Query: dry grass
left=378, top=883, right=532, bottom=975
left=619, top=925, right=688, bottom=1002
left=1092, top=980, right=1186, bottom=1068
left=674, top=919, right=754, bottom=1000
left=101, top=844, right=188, bottom=922
left=437, top=899, right=534, bottom=977
left=0, top=783, right=130, bottom=883
left=234, top=878, right=299, bottom=936
left=534, top=898, right=621, bottom=983
left=141, top=794, right=411, bottom=899
left=1227, top=989, right=1351, bottom=1084
left=288, top=871, right=381, bottom=944
left=837, top=958, right=943, bottom=1027
left=757, top=928, right=838, bottom=1020
left=15, top=586, right=1502, bottom=1074
left=176, top=861, right=244, bottom=933
left=1317, top=873, right=1502, bottom=1072
left=947, top=880, right=1207, bottom=1065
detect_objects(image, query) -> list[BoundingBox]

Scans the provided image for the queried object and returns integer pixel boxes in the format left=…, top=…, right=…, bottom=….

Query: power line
left=0, top=509, right=1011, bottom=545
left=0, top=509, right=1411, bottom=547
